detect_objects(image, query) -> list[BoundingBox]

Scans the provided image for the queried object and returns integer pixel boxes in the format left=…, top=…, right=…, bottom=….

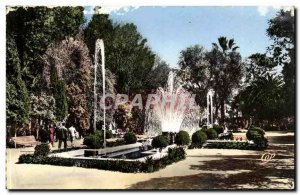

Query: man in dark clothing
left=57, top=124, right=68, bottom=150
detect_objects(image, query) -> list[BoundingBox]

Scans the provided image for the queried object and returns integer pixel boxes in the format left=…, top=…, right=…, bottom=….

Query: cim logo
left=260, top=152, right=276, bottom=164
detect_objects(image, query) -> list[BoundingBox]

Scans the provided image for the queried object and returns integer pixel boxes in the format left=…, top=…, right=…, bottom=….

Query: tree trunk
left=214, top=94, right=218, bottom=121
left=220, top=98, right=225, bottom=125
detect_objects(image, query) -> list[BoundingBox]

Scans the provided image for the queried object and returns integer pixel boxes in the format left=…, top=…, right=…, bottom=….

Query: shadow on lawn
left=129, top=145, right=294, bottom=190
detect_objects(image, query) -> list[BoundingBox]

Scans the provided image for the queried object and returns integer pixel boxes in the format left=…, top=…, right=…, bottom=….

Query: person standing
left=49, top=124, right=56, bottom=147
left=68, top=125, right=77, bottom=147
left=57, top=123, right=68, bottom=150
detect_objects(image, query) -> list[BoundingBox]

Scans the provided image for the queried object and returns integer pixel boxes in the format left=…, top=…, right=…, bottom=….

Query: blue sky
left=84, top=6, right=279, bottom=67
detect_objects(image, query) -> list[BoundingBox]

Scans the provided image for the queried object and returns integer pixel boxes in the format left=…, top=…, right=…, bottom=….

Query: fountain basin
left=49, top=142, right=168, bottom=162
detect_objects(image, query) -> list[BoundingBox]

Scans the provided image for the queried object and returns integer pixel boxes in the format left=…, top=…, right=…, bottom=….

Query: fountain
left=145, top=71, right=200, bottom=137
left=94, top=39, right=106, bottom=149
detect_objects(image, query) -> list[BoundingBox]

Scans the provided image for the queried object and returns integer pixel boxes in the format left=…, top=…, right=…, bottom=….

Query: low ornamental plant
left=34, top=143, right=50, bottom=156
left=18, top=147, right=186, bottom=173
left=152, top=135, right=169, bottom=151
left=204, top=141, right=254, bottom=150
left=213, top=125, right=224, bottom=135
left=202, top=128, right=218, bottom=140
left=175, top=131, right=190, bottom=146
left=83, top=131, right=103, bottom=149
left=189, top=130, right=207, bottom=148
left=123, top=132, right=137, bottom=144
left=246, top=127, right=268, bottom=150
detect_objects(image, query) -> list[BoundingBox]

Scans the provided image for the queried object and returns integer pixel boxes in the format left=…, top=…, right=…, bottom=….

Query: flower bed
left=18, top=147, right=186, bottom=173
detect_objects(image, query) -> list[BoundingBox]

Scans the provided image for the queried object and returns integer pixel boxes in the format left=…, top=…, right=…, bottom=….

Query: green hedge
left=204, top=141, right=255, bottom=150
left=18, top=147, right=186, bottom=173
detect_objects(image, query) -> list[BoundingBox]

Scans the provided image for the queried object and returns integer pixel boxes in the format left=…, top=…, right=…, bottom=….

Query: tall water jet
left=145, top=71, right=200, bottom=137
left=94, top=39, right=106, bottom=148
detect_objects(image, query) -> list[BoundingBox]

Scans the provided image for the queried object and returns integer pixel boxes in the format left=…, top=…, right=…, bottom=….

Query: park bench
left=11, top=136, right=37, bottom=148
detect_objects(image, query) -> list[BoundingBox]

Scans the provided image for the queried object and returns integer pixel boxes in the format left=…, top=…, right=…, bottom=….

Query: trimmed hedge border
left=204, top=141, right=258, bottom=150
left=18, top=147, right=186, bottom=173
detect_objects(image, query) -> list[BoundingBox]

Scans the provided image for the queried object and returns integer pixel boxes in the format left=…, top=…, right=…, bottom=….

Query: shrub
left=19, top=147, right=186, bottom=173
left=162, top=132, right=172, bottom=144
left=191, top=130, right=207, bottom=148
left=105, top=130, right=113, bottom=139
left=246, top=127, right=268, bottom=150
left=202, top=128, right=218, bottom=140
left=34, top=143, right=50, bottom=156
left=213, top=125, right=224, bottom=135
left=175, top=131, right=190, bottom=146
left=83, top=130, right=103, bottom=149
left=152, top=135, right=169, bottom=150
left=246, top=127, right=265, bottom=140
left=219, top=132, right=234, bottom=140
left=204, top=141, right=254, bottom=150
left=123, top=132, right=137, bottom=144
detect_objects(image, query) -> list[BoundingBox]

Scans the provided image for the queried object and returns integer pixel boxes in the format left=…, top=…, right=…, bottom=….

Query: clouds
left=257, top=6, right=295, bottom=16
left=84, top=6, right=139, bottom=16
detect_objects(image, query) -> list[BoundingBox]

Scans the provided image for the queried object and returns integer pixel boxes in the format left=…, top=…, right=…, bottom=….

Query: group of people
left=48, top=123, right=78, bottom=150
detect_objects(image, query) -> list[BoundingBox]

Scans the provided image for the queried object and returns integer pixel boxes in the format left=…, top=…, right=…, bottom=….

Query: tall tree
left=42, top=33, right=92, bottom=133
left=6, top=6, right=85, bottom=92
left=177, top=45, right=209, bottom=108
left=235, top=73, right=284, bottom=126
left=206, top=37, right=243, bottom=124
left=6, top=34, right=30, bottom=136
left=267, top=9, right=295, bottom=118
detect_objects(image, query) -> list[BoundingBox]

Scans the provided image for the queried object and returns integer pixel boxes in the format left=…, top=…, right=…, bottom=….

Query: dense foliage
left=213, top=125, right=224, bottom=135
left=83, top=130, right=104, bottom=149
left=175, top=131, right=191, bottom=146
left=246, top=127, right=268, bottom=149
left=190, top=130, right=207, bottom=148
left=202, top=128, right=218, bottom=140
left=34, top=143, right=50, bottom=156
left=123, top=132, right=137, bottom=144
left=204, top=141, right=255, bottom=150
left=152, top=135, right=169, bottom=150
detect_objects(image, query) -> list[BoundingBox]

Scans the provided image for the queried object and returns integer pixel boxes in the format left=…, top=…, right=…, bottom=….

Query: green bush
left=152, top=135, right=169, bottom=150
left=204, top=141, right=254, bottom=150
left=83, top=130, right=103, bottom=149
left=202, top=128, right=218, bottom=140
left=123, top=132, right=137, bottom=144
left=246, top=126, right=265, bottom=140
left=19, top=147, right=186, bottom=173
left=191, top=130, right=207, bottom=148
left=105, top=130, right=113, bottom=139
left=162, top=132, right=172, bottom=144
left=213, top=125, right=224, bottom=135
left=175, top=131, right=190, bottom=146
left=246, top=127, right=268, bottom=150
left=34, top=143, right=50, bottom=156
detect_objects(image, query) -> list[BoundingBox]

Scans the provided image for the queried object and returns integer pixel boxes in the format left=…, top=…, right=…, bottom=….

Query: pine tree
left=6, top=34, right=30, bottom=134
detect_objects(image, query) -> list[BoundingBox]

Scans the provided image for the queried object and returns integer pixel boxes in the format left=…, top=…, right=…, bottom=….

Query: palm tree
left=208, top=36, right=243, bottom=125
left=237, top=73, right=284, bottom=126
